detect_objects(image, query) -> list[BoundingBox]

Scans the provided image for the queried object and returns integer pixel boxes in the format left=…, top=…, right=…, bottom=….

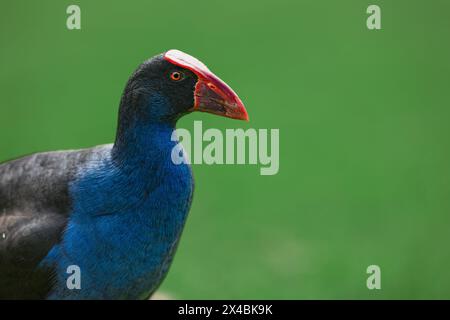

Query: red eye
left=170, top=71, right=184, bottom=81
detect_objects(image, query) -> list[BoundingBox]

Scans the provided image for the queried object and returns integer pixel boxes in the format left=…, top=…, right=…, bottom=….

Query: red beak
left=164, top=49, right=249, bottom=121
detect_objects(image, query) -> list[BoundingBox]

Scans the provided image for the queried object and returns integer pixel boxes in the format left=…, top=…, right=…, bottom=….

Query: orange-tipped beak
left=164, top=49, right=249, bottom=121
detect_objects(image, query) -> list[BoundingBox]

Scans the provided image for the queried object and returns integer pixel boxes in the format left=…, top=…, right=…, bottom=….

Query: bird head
left=119, top=49, right=248, bottom=124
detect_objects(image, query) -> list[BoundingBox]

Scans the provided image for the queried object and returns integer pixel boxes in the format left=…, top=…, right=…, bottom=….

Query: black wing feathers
left=0, top=146, right=109, bottom=298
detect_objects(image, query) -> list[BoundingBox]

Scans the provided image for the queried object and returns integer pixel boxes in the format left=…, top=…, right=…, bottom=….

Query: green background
left=1, top=0, right=450, bottom=299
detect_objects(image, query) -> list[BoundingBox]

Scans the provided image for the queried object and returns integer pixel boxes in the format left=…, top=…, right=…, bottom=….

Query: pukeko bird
left=0, top=50, right=248, bottom=299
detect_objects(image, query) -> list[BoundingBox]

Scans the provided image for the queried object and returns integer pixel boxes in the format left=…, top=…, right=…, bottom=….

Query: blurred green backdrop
left=1, top=0, right=450, bottom=299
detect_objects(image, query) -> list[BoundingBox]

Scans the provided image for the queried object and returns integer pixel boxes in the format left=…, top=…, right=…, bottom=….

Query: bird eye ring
left=170, top=71, right=184, bottom=81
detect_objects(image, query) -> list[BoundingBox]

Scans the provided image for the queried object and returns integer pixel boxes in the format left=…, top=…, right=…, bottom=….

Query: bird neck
left=113, top=121, right=176, bottom=162
left=111, top=96, right=178, bottom=165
